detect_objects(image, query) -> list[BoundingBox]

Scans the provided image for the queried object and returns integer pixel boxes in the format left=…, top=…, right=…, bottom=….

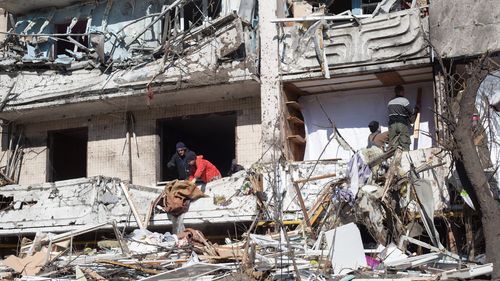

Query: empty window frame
left=47, top=128, right=88, bottom=182
left=158, top=112, right=236, bottom=182
left=54, top=19, right=89, bottom=56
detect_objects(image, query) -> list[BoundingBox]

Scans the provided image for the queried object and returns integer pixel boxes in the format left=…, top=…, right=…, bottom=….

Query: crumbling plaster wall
left=279, top=8, right=429, bottom=77
left=429, top=0, right=500, bottom=58
left=16, top=96, right=261, bottom=186
left=13, top=0, right=167, bottom=62
left=0, top=9, right=7, bottom=41
left=3, top=0, right=253, bottom=66
left=0, top=14, right=251, bottom=114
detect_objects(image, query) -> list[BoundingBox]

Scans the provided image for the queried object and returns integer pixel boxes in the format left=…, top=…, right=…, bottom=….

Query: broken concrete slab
left=440, top=263, right=493, bottom=280
left=279, top=8, right=429, bottom=79
left=0, top=175, right=257, bottom=236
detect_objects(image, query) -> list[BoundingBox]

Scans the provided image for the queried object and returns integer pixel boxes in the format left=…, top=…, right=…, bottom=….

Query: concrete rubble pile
left=0, top=146, right=494, bottom=280
left=0, top=0, right=497, bottom=280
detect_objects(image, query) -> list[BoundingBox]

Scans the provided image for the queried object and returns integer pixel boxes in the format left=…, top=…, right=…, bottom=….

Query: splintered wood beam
left=293, top=173, right=337, bottom=184
left=287, top=135, right=306, bottom=145
left=413, top=87, right=423, bottom=138
left=376, top=71, right=405, bottom=86
left=120, top=183, right=146, bottom=229
left=81, top=268, right=108, bottom=281
left=287, top=116, right=305, bottom=126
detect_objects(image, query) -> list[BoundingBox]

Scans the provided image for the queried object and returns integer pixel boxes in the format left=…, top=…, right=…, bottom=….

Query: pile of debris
left=0, top=147, right=495, bottom=280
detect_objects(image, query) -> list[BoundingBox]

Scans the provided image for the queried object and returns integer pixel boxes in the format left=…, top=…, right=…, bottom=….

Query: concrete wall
left=0, top=9, right=7, bottom=41
left=280, top=8, right=429, bottom=78
left=430, top=0, right=500, bottom=58
left=17, top=96, right=261, bottom=187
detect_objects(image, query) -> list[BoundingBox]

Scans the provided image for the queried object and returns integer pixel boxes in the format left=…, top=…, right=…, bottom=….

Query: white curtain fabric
left=300, top=83, right=435, bottom=161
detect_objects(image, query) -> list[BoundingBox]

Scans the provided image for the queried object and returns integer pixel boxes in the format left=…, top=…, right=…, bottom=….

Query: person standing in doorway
left=167, top=142, right=196, bottom=180
left=387, top=85, right=418, bottom=150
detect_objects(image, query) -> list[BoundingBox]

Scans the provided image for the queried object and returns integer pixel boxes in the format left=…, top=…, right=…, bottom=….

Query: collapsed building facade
left=0, top=0, right=499, bottom=280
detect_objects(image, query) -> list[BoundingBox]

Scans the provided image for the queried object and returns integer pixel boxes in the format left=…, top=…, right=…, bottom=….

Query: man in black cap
left=167, top=142, right=196, bottom=180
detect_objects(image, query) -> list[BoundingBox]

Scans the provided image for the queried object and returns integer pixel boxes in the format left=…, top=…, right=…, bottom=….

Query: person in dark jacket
left=167, top=142, right=196, bottom=180
left=228, top=159, right=245, bottom=176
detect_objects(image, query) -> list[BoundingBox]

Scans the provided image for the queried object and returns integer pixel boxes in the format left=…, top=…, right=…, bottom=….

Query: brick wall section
left=17, top=96, right=261, bottom=186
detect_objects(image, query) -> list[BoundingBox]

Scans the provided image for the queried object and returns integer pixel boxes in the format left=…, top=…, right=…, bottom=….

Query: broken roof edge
left=0, top=77, right=260, bottom=123
left=0, top=0, right=89, bottom=16
left=0, top=174, right=258, bottom=236
left=280, top=57, right=432, bottom=82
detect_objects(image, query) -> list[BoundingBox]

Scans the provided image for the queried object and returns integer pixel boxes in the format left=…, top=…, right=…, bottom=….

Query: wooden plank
left=286, top=101, right=302, bottom=111
left=120, top=183, right=146, bottom=229
left=112, top=220, right=130, bottom=255
left=293, top=173, right=337, bottom=184
left=287, top=116, right=304, bottom=126
left=97, top=260, right=160, bottom=275
left=287, top=135, right=306, bottom=145
left=81, top=268, right=108, bottom=281
left=413, top=88, right=423, bottom=150
left=291, top=179, right=313, bottom=235
left=375, top=71, right=405, bottom=86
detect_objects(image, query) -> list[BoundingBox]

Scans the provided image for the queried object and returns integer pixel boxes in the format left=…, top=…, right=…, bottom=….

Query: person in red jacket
left=187, top=155, right=222, bottom=183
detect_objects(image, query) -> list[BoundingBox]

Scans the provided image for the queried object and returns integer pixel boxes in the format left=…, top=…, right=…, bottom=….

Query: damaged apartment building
left=0, top=0, right=262, bottom=232
left=0, top=0, right=499, bottom=280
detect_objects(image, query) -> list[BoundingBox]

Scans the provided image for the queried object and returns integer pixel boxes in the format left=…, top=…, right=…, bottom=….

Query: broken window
left=54, top=19, right=89, bottom=57
left=181, top=0, right=222, bottom=30
left=47, top=128, right=88, bottom=182
left=159, top=112, right=236, bottom=182
left=0, top=195, right=13, bottom=212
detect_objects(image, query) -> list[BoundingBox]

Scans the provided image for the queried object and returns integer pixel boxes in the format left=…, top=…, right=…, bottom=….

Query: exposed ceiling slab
left=0, top=80, right=260, bottom=123
left=288, top=67, right=434, bottom=95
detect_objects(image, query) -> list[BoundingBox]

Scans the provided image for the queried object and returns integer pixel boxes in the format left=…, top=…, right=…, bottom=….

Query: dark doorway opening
left=47, top=128, right=88, bottom=182
left=159, top=112, right=236, bottom=181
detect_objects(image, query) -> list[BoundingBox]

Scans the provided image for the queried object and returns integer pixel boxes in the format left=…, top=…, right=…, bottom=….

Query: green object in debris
left=460, top=189, right=475, bottom=210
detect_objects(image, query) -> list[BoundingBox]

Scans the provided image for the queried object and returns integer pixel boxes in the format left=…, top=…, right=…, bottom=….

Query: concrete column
left=0, top=9, right=8, bottom=42
left=259, top=0, right=282, bottom=163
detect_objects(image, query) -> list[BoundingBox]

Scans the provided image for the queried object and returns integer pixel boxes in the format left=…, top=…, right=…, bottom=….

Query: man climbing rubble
left=387, top=85, right=419, bottom=150
left=167, top=142, right=196, bottom=180
left=367, top=120, right=389, bottom=149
